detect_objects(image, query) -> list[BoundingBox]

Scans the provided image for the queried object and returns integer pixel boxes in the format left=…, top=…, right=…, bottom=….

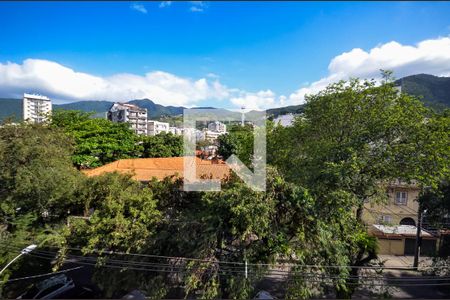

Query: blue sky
left=1, top=1, right=450, bottom=109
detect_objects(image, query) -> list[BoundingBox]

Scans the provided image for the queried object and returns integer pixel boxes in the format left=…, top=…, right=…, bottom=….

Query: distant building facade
left=273, top=114, right=298, bottom=127
left=23, top=93, right=52, bottom=124
left=207, top=121, right=227, bottom=133
left=148, top=120, right=170, bottom=136
left=203, top=129, right=225, bottom=142
left=107, top=103, right=148, bottom=135
left=169, top=127, right=185, bottom=136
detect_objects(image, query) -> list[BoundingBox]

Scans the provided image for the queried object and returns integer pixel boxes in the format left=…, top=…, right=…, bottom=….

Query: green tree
left=218, top=124, right=254, bottom=167
left=63, top=172, right=162, bottom=297
left=50, top=110, right=142, bottom=168
left=149, top=169, right=357, bottom=299
left=141, top=132, right=183, bottom=158
left=269, top=72, right=450, bottom=297
left=0, top=123, right=82, bottom=221
left=0, top=124, right=83, bottom=295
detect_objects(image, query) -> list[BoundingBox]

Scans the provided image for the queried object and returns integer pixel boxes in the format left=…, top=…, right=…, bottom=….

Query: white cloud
left=190, top=6, right=204, bottom=12
left=159, top=1, right=171, bottom=8
left=230, top=90, right=285, bottom=110
left=0, top=59, right=230, bottom=107
left=287, top=36, right=450, bottom=105
left=189, top=1, right=205, bottom=12
left=2, top=36, right=450, bottom=110
left=130, top=3, right=147, bottom=14
left=206, top=73, right=219, bottom=79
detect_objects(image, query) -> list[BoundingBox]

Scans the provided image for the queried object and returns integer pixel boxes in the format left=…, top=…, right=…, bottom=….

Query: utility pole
left=244, top=259, right=248, bottom=279
left=413, top=208, right=425, bottom=269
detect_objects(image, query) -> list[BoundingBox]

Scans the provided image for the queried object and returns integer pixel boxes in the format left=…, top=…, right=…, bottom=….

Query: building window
left=379, top=215, right=392, bottom=224
left=395, top=191, right=408, bottom=205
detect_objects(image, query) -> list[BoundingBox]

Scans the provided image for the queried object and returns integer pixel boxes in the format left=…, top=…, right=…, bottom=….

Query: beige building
left=362, top=180, right=437, bottom=256
left=23, top=93, right=52, bottom=124
left=362, top=180, right=420, bottom=227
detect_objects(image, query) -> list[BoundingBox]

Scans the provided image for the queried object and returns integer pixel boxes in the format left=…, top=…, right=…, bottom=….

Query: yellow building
left=362, top=180, right=437, bottom=256
left=362, top=180, right=420, bottom=227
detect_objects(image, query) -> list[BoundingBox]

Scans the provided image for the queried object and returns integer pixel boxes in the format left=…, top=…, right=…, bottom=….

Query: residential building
left=180, top=127, right=205, bottom=141
left=207, top=121, right=227, bottom=133
left=83, top=157, right=230, bottom=183
left=362, top=180, right=420, bottom=226
left=273, top=114, right=298, bottom=127
left=202, top=145, right=218, bottom=157
left=147, top=120, right=170, bottom=136
left=169, top=127, right=184, bottom=136
left=203, top=130, right=225, bottom=142
left=370, top=224, right=436, bottom=256
left=107, top=103, right=148, bottom=135
left=362, top=180, right=438, bottom=255
left=23, top=93, right=52, bottom=124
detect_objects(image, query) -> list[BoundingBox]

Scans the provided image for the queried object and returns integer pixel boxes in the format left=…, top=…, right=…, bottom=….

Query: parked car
left=17, top=274, right=75, bottom=299
left=254, top=290, right=276, bottom=299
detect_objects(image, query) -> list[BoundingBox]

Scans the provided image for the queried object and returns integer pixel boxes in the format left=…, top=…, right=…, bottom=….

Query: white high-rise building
left=107, top=103, right=148, bottom=135
left=147, top=120, right=170, bottom=136
left=23, top=93, right=52, bottom=124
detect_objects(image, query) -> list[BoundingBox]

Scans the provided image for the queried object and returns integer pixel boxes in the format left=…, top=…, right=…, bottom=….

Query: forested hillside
left=396, top=74, right=450, bottom=111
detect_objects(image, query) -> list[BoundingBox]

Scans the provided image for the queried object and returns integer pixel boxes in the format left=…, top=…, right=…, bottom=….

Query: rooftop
left=111, top=102, right=147, bottom=112
left=82, top=157, right=231, bottom=182
left=23, top=93, right=50, bottom=101
left=372, top=224, right=433, bottom=238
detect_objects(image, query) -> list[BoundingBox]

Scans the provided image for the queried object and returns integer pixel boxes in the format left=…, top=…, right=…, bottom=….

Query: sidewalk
left=376, top=255, right=450, bottom=299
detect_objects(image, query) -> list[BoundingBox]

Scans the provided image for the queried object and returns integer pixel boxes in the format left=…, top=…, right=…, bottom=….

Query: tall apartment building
left=23, top=93, right=52, bottom=124
left=147, top=120, right=170, bottom=136
left=107, top=103, right=148, bottom=135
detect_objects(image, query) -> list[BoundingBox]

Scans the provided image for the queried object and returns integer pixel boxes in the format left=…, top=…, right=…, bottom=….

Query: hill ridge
left=1, top=74, right=449, bottom=122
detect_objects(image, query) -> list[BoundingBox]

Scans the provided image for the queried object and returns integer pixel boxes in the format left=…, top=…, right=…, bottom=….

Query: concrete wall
left=377, top=238, right=405, bottom=255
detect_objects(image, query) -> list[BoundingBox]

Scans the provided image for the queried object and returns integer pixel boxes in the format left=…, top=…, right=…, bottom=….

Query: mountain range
left=1, top=74, right=449, bottom=122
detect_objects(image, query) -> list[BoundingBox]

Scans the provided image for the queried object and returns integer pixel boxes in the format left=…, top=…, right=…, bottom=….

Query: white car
left=254, top=290, right=276, bottom=299
left=17, top=274, right=75, bottom=299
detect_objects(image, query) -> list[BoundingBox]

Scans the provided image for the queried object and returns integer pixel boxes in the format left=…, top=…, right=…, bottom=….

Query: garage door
left=404, top=238, right=415, bottom=255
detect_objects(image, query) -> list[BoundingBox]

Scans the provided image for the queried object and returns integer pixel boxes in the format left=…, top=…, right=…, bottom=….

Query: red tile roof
left=82, top=157, right=231, bottom=182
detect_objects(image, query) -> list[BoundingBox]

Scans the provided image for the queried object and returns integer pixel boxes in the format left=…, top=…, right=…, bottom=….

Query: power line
left=5, top=243, right=449, bottom=271
left=4, top=248, right=450, bottom=289
left=4, top=247, right=450, bottom=284
left=5, top=266, right=83, bottom=283
left=21, top=253, right=450, bottom=287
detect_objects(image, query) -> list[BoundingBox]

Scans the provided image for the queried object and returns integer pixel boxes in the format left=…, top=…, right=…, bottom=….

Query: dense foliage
left=141, top=132, right=183, bottom=158
left=50, top=110, right=184, bottom=168
left=268, top=73, right=450, bottom=297
left=1, top=73, right=449, bottom=299
left=217, top=124, right=254, bottom=167
left=51, top=110, right=142, bottom=168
